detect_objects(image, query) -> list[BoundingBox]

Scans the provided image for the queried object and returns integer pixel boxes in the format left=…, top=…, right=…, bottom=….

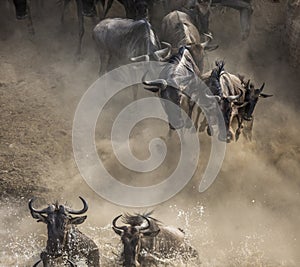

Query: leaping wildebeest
left=199, top=61, right=247, bottom=142
left=112, top=212, right=199, bottom=267
left=233, top=76, right=273, bottom=141
left=141, top=44, right=221, bottom=138
left=29, top=196, right=100, bottom=267
left=199, top=61, right=273, bottom=142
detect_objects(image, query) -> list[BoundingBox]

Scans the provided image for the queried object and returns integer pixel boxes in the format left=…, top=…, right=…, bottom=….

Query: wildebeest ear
left=30, top=211, right=47, bottom=224
left=70, top=215, right=87, bottom=225
left=144, top=86, right=160, bottom=93
left=259, top=93, right=273, bottom=98
left=142, top=229, right=160, bottom=237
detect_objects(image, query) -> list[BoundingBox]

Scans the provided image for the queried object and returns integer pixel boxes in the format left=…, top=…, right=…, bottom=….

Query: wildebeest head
left=142, top=72, right=189, bottom=130
left=112, top=214, right=160, bottom=267
left=242, top=79, right=273, bottom=121
left=29, top=197, right=88, bottom=256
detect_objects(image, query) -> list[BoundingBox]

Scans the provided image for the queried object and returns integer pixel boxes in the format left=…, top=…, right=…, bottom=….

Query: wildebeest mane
left=122, top=211, right=162, bottom=226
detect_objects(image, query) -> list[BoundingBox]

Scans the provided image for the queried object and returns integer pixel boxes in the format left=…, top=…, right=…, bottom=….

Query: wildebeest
left=161, top=10, right=215, bottom=73
left=199, top=61, right=272, bottom=142
left=112, top=212, right=199, bottom=267
left=233, top=76, right=272, bottom=140
left=93, top=18, right=171, bottom=73
left=29, top=197, right=100, bottom=267
left=142, top=44, right=217, bottom=135
left=200, top=61, right=246, bottom=142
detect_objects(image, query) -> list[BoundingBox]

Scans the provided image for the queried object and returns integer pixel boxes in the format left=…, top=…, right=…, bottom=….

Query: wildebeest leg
left=26, top=0, right=35, bottom=34
left=75, top=0, right=84, bottom=55
left=99, top=53, right=110, bottom=76
left=13, top=0, right=27, bottom=19
left=194, top=106, right=203, bottom=132
left=218, top=0, right=253, bottom=39
left=243, top=118, right=253, bottom=141
left=104, top=0, right=114, bottom=17
left=240, top=7, right=252, bottom=40
left=60, top=0, right=71, bottom=23
left=186, top=100, right=195, bottom=129
left=235, top=115, right=243, bottom=141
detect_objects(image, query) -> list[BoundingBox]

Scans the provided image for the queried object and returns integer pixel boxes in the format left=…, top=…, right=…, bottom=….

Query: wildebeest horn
left=245, top=79, right=250, bottom=90
left=66, top=196, right=88, bottom=214
left=32, top=259, right=42, bottom=267
left=29, top=198, right=49, bottom=214
left=137, top=216, right=151, bottom=231
left=142, top=72, right=168, bottom=90
left=153, top=42, right=172, bottom=61
left=259, top=93, right=273, bottom=98
left=205, top=94, right=222, bottom=102
left=112, top=215, right=127, bottom=231
left=130, top=55, right=150, bottom=62
left=259, top=82, right=265, bottom=92
left=200, top=32, right=213, bottom=48
left=226, top=93, right=242, bottom=102
left=67, top=259, right=75, bottom=267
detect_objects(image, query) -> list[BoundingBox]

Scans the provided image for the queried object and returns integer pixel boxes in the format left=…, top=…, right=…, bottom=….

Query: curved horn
left=130, top=55, right=150, bottom=62
left=227, top=93, right=242, bottom=102
left=205, top=94, right=222, bottom=102
left=66, top=196, right=88, bottom=215
left=32, top=259, right=42, bottom=267
left=142, top=71, right=168, bottom=90
left=245, top=79, right=250, bottom=90
left=112, top=215, right=127, bottom=231
left=259, top=82, right=265, bottom=92
left=137, top=216, right=151, bottom=231
left=29, top=198, right=49, bottom=214
left=67, top=259, right=75, bottom=267
left=201, top=32, right=213, bottom=48
left=153, top=42, right=172, bottom=61
left=259, top=93, right=273, bottom=98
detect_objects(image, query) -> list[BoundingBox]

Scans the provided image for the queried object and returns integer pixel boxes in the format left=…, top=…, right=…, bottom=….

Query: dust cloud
left=0, top=0, right=299, bottom=266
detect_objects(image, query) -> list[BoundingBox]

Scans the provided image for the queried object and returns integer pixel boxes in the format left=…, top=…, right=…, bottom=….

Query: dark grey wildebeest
left=93, top=18, right=171, bottom=74
left=29, top=197, right=100, bottom=267
left=112, top=212, right=199, bottom=267
left=93, top=18, right=171, bottom=99
left=233, top=76, right=272, bottom=141
left=142, top=45, right=218, bottom=136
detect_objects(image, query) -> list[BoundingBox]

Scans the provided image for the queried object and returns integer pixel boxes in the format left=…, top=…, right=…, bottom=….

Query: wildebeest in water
left=112, top=212, right=199, bottom=267
left=29, top=196, right=100, bottom=267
